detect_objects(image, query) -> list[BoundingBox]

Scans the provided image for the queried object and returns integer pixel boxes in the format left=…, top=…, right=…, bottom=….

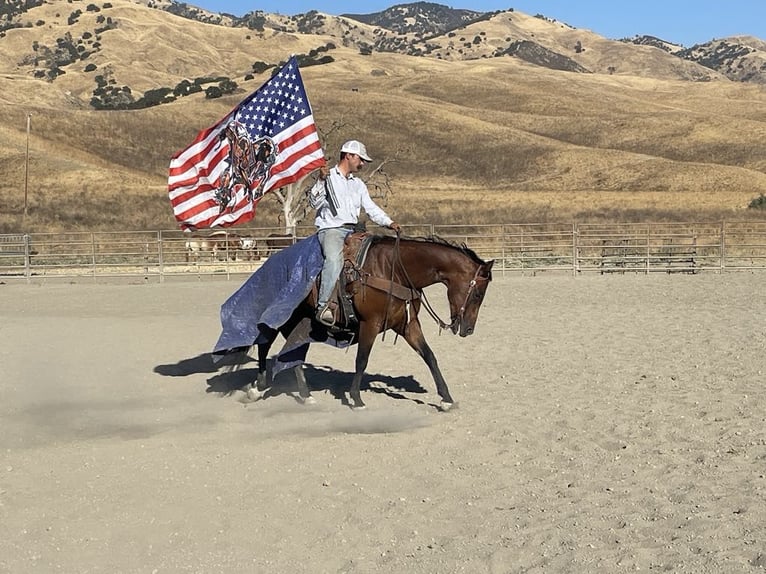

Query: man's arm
left=360, top=182, right=395, bottom=228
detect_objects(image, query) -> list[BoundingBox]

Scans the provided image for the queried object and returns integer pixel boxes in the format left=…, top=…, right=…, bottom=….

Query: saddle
left=316, top=232, right=420, bottom=331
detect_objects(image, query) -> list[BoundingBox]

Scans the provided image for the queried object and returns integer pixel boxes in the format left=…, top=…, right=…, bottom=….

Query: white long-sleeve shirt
left=309, top=166, right=393, bottom=230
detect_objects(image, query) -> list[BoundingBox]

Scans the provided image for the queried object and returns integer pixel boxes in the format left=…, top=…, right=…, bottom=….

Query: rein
left=380, top=233, right=400, bottom=336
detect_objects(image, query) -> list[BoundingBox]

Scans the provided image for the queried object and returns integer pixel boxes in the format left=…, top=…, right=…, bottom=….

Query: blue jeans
left=317, top=227, right=352, bottom=308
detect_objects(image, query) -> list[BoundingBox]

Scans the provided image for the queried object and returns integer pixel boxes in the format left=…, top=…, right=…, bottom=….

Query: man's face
left=347, top=153, right=367, bottom=173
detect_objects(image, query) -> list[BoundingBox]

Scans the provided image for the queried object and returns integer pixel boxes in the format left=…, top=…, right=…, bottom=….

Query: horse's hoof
left=246, top=387, right=266, bottom=402
left=299, top=396, right=317, bottom=405
left=439, top=401, right=455, bottom=412
left=351, top=404, right=367, bottom=411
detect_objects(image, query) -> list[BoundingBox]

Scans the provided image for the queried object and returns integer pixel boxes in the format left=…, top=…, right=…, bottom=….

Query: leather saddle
left=315, top=232, right=419, bottom=331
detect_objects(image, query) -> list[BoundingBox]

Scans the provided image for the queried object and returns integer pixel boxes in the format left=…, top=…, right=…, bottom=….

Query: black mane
left=371, top=233, right=487, bottom=265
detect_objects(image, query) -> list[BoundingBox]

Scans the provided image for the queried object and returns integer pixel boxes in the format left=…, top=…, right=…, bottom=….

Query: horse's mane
left=370, top=233, right=487, bottom=265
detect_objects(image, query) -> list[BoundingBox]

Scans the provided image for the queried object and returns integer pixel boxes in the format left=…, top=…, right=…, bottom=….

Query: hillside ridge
left=1, top=0, right=765, bottom=232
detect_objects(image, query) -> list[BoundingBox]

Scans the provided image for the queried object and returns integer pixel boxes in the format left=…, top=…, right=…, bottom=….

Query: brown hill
left=401, top=10, right=723, bottom=81
left=678, top=36, right=766, bottom=84
left=1, top=0, right=765, bottom=233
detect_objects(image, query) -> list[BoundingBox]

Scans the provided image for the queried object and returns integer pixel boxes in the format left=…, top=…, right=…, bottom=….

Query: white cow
left=237, top=235, right=259, bottom=261
left=184, top=237, right=216, bottom=263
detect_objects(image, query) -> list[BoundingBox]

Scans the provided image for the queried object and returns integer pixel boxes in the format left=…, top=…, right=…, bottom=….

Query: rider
left=308, top=140, right=401, bottom=326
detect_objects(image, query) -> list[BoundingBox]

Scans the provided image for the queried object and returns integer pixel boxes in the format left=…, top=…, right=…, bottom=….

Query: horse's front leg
left=349, top=321, right=379, bottom=409
left=402, top=318, right=455, bottom=411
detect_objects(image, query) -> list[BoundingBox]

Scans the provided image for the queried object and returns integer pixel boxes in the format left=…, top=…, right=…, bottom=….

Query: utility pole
left=24, top=112, right=31, bottom=219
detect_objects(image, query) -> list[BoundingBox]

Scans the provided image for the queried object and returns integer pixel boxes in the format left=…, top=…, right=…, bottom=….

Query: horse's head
left=447, top=259, right=494, bottom=337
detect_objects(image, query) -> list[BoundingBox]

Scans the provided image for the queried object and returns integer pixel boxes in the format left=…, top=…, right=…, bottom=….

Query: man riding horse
left=212, top=140, right=494, bottom=410
left=307, top=140, right=401, bottom=326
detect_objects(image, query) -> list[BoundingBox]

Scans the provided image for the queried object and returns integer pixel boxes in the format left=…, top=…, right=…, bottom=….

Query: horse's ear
left=483, top=259, right=494, bottom=277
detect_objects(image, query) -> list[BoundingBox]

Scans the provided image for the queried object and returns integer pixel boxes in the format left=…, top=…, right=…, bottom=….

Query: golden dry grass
left=1, top=0, right=765, bottom=232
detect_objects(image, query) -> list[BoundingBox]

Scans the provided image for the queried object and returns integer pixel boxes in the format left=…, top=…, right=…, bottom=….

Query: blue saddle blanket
left=212, top=234, right=324, bottom=356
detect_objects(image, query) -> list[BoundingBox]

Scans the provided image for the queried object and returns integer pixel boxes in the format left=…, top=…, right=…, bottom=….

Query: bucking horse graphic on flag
left=214, top=121, right=277, bottom=213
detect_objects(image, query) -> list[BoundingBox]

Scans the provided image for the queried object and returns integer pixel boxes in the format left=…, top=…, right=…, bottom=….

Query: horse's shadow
left=154, top=353, right=242, bottom=376
left=154, top=353, right=430, bottom=408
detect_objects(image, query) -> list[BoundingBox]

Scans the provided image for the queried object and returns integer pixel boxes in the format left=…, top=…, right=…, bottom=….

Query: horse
left=240, top=234, right=494, bottom=410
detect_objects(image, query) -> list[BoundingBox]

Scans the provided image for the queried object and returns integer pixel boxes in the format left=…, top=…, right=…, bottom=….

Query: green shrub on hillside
left=205, top=85, right=222, bottom=99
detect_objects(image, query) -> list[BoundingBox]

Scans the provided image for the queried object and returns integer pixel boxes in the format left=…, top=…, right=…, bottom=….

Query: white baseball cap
left=340, top=140, right=372, bottom=162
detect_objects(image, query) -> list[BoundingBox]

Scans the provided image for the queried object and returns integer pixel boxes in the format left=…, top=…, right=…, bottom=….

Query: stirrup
left=316, top=305, right=335, bottom=326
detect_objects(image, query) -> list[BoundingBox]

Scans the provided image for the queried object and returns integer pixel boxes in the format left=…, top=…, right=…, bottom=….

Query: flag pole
left=23, top=112, right=31, bottom=220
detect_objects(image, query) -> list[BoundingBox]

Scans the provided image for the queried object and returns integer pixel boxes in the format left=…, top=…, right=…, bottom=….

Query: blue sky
left=188, top=1, right=765, bottom=47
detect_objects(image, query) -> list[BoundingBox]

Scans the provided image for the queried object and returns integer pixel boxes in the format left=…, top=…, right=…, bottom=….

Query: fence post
left=157, top=230, right=164, bottom=283
left=645, top=226, right=650, bottom=275
left=720, top=221, right=726, bottom=272
left=23, top=233, right=31, bottom=283
left=501, top=225, right=507, bottom=278
left=91, top=232, right=97, bottom=279
left=572, top=222, right=578, bottom=277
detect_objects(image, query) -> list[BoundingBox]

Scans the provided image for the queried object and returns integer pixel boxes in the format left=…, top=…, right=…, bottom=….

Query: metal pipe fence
left=2, top=221, right=766, bottom=282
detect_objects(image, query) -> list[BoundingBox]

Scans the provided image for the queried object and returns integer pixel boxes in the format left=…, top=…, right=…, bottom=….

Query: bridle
left=386, top=235, right=489, bottom=333
left=448, top=266, right=490, bottom=329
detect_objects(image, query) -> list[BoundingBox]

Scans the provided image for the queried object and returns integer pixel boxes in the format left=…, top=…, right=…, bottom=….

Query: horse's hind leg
left=246, top=336, right=276, bottom=401
left=293, top=366, right=316, bottom=405
left=403, top=319, right=455, bottom=411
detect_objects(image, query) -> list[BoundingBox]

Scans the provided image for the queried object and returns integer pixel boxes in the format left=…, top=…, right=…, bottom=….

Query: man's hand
left=318, top=165, right=330, bottom=180
left=389, top=222, right=402, bottom=234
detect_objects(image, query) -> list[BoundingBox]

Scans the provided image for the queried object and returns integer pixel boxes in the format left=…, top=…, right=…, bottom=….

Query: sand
left=1, top=273, right=765, bottom=573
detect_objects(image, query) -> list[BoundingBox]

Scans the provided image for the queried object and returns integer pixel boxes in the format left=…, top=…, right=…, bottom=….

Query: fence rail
left=2, top=222, right=766, bottom=282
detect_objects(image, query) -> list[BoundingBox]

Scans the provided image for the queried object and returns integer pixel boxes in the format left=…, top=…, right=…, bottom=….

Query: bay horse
left=246, top=235, right=494, bottom=410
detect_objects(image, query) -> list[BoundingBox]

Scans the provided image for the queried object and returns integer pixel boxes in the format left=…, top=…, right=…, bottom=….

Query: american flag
left=167, top=56, right=325, bottom=229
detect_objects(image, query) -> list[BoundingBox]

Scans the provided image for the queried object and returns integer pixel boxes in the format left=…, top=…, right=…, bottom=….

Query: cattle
left=210, top=230, right=255, bottom=261
left=208, top=231, right=263, bottom=261
left=185, top=232, right=242, bottom=262
left=184, top=236, right=216, bottom=263
left=185, top=231, right=281, bottom=262
left=237, top=235, right=260, bottom=261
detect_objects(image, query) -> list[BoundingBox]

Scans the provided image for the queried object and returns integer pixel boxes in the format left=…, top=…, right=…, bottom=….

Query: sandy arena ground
left=1, top=272, right=765, bottom=573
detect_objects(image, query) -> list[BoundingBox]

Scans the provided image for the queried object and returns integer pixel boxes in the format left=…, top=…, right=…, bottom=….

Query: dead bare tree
left=269, top=182, right=311, bottom=234
left=363, top=150, right=404, bottom=205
